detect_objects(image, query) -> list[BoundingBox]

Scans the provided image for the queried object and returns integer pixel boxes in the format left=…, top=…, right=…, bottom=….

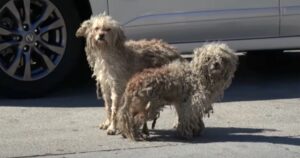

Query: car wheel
left=0, top=0, right=83, bottom=98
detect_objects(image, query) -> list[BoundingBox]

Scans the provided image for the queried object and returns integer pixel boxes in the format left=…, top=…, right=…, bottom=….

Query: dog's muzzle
left=98, top=34, right=105, bottom=41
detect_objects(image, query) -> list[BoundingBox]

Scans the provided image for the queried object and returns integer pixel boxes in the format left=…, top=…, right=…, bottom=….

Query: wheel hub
left=0, top=0, right=67, bottom=81
left=24, top=33, right=36, bottom=43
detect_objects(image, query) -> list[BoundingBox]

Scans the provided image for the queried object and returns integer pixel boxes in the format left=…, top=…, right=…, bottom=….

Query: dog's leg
left=96, top=82, right=102, bottom=99
left=151, top=118, right=157, bottom=129
left=142, top=123, right=149, bottom=136
left=175, top=100, right=205, bottom=139
left=99, top=101, right=111, bottom=130
left=175, top=102, right=194, bottom=139
left=118, top=95, right=140, bottom=140
left=107, top=90, right=120, bottom=135
left=99, top=83, right=112, bottom=130
left=193, top=118, right=205, bottom=137
left=151, top=112, right=160, bottom=129
left=172, top=113, right=179, bottom=129
left=133, top=112, right=149, bottom=141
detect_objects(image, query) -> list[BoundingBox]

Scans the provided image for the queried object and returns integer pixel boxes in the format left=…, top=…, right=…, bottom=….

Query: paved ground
left=0, top=53, right=300, bottom=158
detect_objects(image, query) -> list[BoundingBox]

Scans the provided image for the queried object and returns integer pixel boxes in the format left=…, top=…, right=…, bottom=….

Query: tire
left=0, top=0, right=83, bottom=98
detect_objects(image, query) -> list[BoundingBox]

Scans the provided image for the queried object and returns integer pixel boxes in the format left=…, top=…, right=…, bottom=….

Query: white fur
left=76, top=13, right=183, bottom=134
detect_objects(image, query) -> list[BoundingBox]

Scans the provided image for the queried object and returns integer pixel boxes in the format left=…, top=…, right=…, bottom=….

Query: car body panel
left=88, top=0, right=300, bottom=52
left=176, top=36, right=300, bottom=54
left=280, top=0, right=300, bottom=36
left=109, top=0, right=279, bottom=43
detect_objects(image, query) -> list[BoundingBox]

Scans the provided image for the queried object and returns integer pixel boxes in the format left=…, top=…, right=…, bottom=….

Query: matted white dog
left=118, top=43, right=238, bottom=140
left=76, top=13, right=183, bottom=134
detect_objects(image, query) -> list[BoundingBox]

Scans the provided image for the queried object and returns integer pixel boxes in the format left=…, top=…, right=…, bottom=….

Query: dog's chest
left=100, top=51, right=132, bottom=81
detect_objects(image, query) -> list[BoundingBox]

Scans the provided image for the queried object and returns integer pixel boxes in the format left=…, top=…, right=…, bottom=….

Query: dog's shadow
left=148, top=127, right=300, bottom=146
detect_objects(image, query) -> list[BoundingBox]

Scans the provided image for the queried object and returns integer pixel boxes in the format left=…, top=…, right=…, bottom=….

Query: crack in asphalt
left=8, top=144, right=178, bottom=158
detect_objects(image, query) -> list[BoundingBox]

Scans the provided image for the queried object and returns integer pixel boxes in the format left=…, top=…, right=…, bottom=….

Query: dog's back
left=126, top=39, right=185, bottom=68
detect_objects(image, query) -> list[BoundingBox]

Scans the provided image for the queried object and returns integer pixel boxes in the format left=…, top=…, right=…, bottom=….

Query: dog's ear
left=102, top=11, right=107, bottom=16
left=76, top=20, right=91, bottom=38
left=114, top=27, right=126, bottom=48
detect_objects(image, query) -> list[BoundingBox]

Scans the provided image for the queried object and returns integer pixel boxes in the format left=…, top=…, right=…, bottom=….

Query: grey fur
left=118, top=43, right=238, bottom=140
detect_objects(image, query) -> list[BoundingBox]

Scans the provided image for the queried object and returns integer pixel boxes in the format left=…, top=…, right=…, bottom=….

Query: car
left=0, top=0, right=300, bottom=97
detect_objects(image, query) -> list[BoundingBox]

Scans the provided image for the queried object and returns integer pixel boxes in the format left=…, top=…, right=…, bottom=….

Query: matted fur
left=118, top=43, right=238, bottom=140
left=76, top=13, right=183, bottom=134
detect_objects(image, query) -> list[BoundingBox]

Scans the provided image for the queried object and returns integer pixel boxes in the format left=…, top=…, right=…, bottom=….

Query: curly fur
left=76, top=13, right=183, bottom=135
left=118, top=43, right=238, bottom=140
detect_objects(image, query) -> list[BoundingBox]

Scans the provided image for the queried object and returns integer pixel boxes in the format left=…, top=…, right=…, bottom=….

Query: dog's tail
left=117, top=95, right=136, bottom=140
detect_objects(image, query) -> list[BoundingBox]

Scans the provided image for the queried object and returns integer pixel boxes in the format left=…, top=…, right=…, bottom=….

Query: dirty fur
left=118, top=43, right=238, bottom=140
left=76, top=13, right=183, bottom=135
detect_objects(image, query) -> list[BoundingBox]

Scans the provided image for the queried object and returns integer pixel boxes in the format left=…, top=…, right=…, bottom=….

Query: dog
left=76, top=13, right=184, bottom=135
left=118, top=43, right=238, bottom=140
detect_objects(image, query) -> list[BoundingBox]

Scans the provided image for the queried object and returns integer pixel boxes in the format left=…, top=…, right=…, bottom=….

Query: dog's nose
left=98, top=34, right=105, bottom=41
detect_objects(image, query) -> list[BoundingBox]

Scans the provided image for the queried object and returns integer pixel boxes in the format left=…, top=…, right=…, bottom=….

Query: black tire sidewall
left=0, top=0, right=84, bottom=98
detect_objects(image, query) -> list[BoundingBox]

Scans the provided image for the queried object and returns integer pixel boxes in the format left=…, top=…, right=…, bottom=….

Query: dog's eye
left=95, top=27, right=100, bottom=31
left=104, top=28, right=111, bottom=32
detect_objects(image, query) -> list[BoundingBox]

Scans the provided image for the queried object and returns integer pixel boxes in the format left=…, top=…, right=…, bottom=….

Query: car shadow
left=0, top=84, right=103, bottom=107
left=148, top=127, right=300, bottom=146
left=0, top=52, right=300, bottom=107
left=223, top=52, right=300, bottom=102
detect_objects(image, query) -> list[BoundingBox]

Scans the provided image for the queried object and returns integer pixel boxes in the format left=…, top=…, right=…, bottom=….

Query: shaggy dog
left=118, top=43, right=238, bottom=140
left=76, top=14, right=183, bottom=135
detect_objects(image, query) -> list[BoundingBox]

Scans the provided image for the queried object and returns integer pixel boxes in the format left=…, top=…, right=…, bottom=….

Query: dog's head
left=192, top=43, right=238, bottom=89
left=76, top=13, right=126, bottom=49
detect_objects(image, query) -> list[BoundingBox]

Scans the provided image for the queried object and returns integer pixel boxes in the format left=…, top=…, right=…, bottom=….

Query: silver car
left=0, top=0, right=299, bottom=97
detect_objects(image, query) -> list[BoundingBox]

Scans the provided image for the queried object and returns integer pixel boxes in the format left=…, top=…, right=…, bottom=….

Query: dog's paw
left=99, top=123, right=109, bottom=130
left=107, top=129, right=117, bottom=135
left=134, top=133, right=149, bottom=141
left=121, top=133, right=127, bottom=139
left=99, top=119, right=110, bottom=130
left=193, top=121, right=205, bottom=137
left=141, top=133, right=150, bottom=141
left=107, top=130, right=116, bottom=135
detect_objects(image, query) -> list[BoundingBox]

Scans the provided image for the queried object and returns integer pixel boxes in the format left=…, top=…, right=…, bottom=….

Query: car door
left=280, top=0, right=300, bottom=36
left=109, top=0, right=279, bottom=43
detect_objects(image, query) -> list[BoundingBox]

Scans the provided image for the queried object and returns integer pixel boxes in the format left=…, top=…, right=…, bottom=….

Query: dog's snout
left=98, top=33, right=105, bottom=41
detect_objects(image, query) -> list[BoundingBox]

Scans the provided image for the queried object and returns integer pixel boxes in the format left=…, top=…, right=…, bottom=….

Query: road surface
left=0, top=53, right=300, bottom=158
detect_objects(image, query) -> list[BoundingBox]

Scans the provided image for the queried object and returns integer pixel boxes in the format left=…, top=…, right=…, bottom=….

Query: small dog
left=76, top=13, right=183, bottom=135
left=118, top=43, right=238, bottom=140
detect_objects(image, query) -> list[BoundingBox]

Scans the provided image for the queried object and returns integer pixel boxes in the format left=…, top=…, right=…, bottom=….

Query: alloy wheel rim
left=0, top=0, right=67, bottom=81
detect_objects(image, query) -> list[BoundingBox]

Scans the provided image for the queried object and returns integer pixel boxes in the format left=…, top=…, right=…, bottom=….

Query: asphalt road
left=0, top=53, right=300, bottom=158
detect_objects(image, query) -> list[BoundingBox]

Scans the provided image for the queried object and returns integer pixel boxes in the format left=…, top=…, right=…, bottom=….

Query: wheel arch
left=74, top=0, right=92, bottom=20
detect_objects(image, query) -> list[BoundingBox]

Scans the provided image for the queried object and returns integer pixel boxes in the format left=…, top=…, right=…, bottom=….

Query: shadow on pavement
left=0, top=84, right=104, bottom=107
left=1, top=52, right=300, bottom=106
left=223, top=52, right=300, bottom=102
left=149, top=127, right=300, bottom=146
